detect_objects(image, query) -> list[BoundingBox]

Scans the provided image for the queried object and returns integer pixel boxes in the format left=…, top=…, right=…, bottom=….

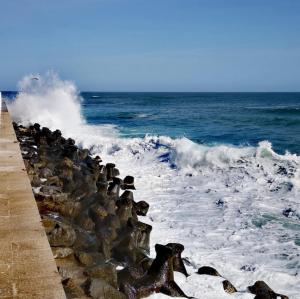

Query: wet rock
left=30, top=174, right=42, bottom=187
left=116, top=194, right=134, bottom=225
left=38, top=197, right=72, bottom=217
left=117, top=266, right=139, bottom=288
left=97, top=181, right=109, bottom=193
left=78, top=149, right=90, bottom=161
left=160, top=280, right=192, bottom=298
left=113, top=168, right=120, bottom=177
left=78, top=215, right=95, bottom=231
left=62, top=278, right=89, bottom=299
left=120, top=190, right=134, bottom=201
left=40, top=185, right=62, bottom=195
left=94, top=155, right=102, bottom=163
left=222, top=280, right=237, bottom=294
left=98, top=220, right=118, bottom=241
left=134, top=221, right=152, bottom=253
left=134, top=200, right=149, bottom=216
left=139, top=256, right=153, bottom=273
left=248, top=281, right=274, bottom=295
left=46, top=175, right=62, bottom=187
left=75, top=251, right=95, bottom=266
left=120, top=244, right=190, bottom=299
left=108, top=178, right=122, bottom=199
left=58, top=261, right=86, bottom=285
left=33, top=161, right=47, bottom=171
left=23, top=160, right=35, bottom=175
left=112, top=231, right=139, bottom=264
left=58, top=200, right=82, bottom=219
left=103, top=214, right=121, bottom=231
left=63, top=144, right=78, bottom=160
left=115, top=219, right=148, bottom=252
left=84, top=262, right=118, bottom=288
left=89, top=203, right=108, bottom=222
left=277, top=166, right=288, bottom=176
left=103, top=198, right=117, bottom=215
left=166, top=243, right=188, bottom=277
left=42, top=217, right=57, bottom=233
left=248, top=281, right=289, bottom=299
left=60, top=157, right=74, bottom=173
left=52, top=247, right=74, bottom=259
left=122, top=175, right=135, bottom=190
left=84, top=155, right=100, bottom=171
left=41, top=126, right=51, bottom=137
left=47, top=221, right=77, bottom=247
left=98, top=238, right=112, bottom=261
left=33, top=123, right=41, bottom=131
left=53, top=129, right=62, bottom=138
left=216, top=198, right=225, bottom=208
left=85, top=278, right=127, bottom=299
left=106, top=163, right=116, bottom=181
left=98, top=165, right=107, bottom=182
left=72, top=230, right=98, bottom=252
left=282, top=208, right=296, bottom=218
left=36, top=192, right=69, bottom=207
left=197, top=266, right=221, bottom=276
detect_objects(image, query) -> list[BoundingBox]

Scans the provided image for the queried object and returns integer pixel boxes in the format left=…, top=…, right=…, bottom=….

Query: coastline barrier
left=0, top=97, right=66, bottom=298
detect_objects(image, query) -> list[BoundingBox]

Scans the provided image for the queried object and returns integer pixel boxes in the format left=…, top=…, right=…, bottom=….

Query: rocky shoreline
left=14, top=122, right=289, bottom=299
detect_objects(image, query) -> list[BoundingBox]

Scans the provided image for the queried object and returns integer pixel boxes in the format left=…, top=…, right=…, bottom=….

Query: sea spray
left=9, top=71, right=84, bottom=131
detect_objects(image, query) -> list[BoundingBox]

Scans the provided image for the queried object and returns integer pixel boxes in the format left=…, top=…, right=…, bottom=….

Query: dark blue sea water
left=4, top=91, right=300, bottom=154
left=80, top=92, right=300, bottom=154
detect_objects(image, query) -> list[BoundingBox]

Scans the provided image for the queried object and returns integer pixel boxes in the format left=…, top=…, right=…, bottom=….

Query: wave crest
left=7, top=73, right=300, bottom=179
left=8, top=71, right=84, bottom=131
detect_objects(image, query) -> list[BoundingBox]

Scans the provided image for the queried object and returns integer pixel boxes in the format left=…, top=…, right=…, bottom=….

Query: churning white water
left=7, top=73, right=300, bottom=299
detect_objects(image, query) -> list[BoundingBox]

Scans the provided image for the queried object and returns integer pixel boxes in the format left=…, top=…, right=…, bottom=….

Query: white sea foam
left=7, top=73, right=300, bottom=298
left=9, top=71, right=84, bottom=131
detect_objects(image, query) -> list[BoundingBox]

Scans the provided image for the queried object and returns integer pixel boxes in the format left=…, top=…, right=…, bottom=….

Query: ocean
left=3, top=74, right=300, bottom=298
left=81, top=92, right=300, bottom=155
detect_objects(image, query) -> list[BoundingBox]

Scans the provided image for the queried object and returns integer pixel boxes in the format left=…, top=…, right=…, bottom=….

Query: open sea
left=3, top=75, right=300, bottom=298
left=81, top=92, right=300, bottom=155
left=4, top=91, right=300, bottom=155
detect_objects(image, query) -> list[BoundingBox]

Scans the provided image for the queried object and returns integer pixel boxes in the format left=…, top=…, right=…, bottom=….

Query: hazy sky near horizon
left=1, top=0, right=300, bottom=91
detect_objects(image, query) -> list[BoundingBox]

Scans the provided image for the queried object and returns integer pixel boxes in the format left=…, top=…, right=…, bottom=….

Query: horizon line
left=2, top=90, right=300, bottom=93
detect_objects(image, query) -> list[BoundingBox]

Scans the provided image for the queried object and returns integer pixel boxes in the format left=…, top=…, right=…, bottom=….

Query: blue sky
left=1, top=0, right=300, bottom=91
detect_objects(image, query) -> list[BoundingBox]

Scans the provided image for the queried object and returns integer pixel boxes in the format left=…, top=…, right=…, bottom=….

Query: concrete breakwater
left=0, top=99, right=66, bottom=298
left=13, top=120, right=192, bottom=299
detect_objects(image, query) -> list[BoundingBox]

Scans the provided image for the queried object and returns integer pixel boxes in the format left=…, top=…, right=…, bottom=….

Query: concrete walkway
left=0, top=99, right=66, bottom=298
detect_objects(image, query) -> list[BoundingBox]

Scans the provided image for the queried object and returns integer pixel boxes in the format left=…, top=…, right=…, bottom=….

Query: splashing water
left=9, top=71, right=118, bottom=139
left=7, top=73, right=300, bottom=298
left=9, top=71, right=84, bottom=130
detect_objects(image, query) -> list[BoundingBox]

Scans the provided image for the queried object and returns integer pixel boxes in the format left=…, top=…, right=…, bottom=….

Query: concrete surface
left=0, top=99, right=66, bottom=298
